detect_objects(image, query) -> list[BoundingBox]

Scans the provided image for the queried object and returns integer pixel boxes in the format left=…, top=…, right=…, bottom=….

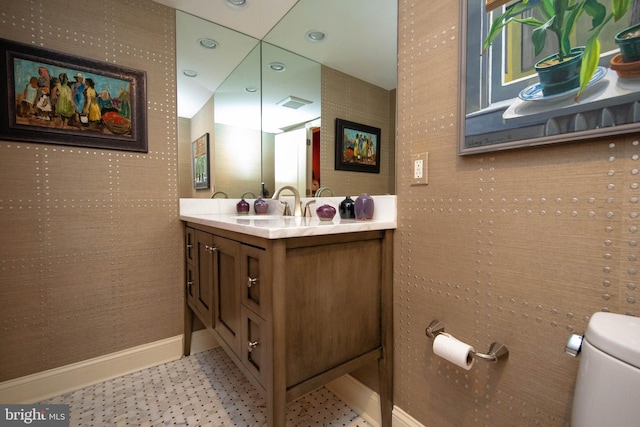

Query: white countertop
left=179, top=195, right=397, bottom=239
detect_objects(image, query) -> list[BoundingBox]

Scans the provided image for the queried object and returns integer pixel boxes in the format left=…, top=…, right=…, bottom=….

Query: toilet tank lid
left=585, top=312, right=640, bottom=369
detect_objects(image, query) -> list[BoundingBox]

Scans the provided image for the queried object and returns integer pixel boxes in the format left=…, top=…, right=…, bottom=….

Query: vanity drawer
left=240, top=244, right=270, bottom=318
left=185, top=226, right=195, bottom=264
left=241, top=305, right=268, bottom=387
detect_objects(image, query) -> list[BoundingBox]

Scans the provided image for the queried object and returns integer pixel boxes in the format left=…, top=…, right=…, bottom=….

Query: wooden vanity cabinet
left=183, top=223, right=393, bottom=427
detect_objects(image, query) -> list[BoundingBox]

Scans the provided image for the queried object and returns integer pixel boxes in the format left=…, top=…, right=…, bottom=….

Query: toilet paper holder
left=425, top=319, right=509, bottom=363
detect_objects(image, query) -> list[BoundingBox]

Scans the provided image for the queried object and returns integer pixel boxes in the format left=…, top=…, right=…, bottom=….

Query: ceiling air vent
left=276, top=96, right=312, bottom=109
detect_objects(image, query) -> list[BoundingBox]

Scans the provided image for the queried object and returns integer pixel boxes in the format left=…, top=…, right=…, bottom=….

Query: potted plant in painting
left=483, top=0, right=631, bottom=100
left=610, top=21, right=640, bottom=77
left=615, top=22, right=640, bottom=61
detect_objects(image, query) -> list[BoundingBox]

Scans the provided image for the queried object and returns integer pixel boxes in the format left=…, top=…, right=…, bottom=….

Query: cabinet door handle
left=248, top=341, right=259, bottom=353
left=247, top=277, right=259, bottom=287
left=186, top=281, right=193, bottom=291
left=186, top=244, right=192, bottom=249
left=205, top=245, right=218, bottom=252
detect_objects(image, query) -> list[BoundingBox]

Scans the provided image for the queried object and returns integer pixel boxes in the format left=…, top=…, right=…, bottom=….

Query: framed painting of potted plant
left=459, top=0, right=640, bottom=155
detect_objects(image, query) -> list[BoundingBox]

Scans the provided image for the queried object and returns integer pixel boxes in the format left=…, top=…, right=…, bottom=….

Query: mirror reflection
left=212, top=44, right=262, bottom=197
left=177, top=0, right=397, bottom=199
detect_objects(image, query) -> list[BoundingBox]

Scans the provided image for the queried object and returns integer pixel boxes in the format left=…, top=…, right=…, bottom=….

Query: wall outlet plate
left=411, top=152, right=428, bottom=185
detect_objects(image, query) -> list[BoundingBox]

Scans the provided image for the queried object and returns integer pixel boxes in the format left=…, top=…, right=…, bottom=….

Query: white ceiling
left=152, top=0, right=398, bottom=119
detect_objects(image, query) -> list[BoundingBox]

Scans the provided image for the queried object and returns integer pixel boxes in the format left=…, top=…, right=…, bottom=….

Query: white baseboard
left=0, top=330, right=218, bottom=404
left=392, top=405, right=425, bottom=427
left=326, top=375, right=424, bottom=427
left=326, top=375, right=382, bottom=426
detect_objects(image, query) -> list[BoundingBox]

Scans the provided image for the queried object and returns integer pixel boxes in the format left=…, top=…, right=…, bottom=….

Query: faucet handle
left=281, top=201, right=291, bottom=216
left=303, top=200, right=316, bottom=217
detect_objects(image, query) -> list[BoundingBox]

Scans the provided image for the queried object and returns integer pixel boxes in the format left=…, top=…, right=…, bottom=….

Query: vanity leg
left=184, top=304, right=194, bottom=356
left=378, top=229, right=394, bottom=427
left=267, top=396, right=287, bottom=427
left=378, top=354, right=393, bottom=427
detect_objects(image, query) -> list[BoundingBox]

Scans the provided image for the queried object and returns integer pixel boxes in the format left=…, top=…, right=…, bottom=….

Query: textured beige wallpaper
left=395, top=1, right=638, bottom=426
left=0, top=0, right=181, bottom=381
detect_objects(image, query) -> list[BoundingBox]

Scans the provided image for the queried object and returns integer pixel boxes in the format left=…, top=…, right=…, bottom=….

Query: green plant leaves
left=576, top=36, right=600, bottom=101
left=482, top=1, right=544, bottom=54
left=583, top=0, right=607, bottom=29
left=612, top=0, right=632, bottom=21
left=532, top=17, right=555, bottom=56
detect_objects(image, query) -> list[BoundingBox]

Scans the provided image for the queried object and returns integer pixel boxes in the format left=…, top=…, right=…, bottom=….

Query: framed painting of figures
left=0, top=38, right=147, bottom=152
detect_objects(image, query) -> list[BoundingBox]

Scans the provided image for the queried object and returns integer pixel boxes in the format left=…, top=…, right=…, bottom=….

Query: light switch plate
left=411, top=152, right=428, bottom=185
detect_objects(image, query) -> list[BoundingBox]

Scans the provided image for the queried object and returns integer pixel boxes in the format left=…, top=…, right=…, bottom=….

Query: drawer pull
left=247, top=277, right=259, bottom=287
left=248, top=341, right=259, bottom=353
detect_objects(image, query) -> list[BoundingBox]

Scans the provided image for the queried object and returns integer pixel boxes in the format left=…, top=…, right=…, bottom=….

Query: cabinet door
left=186, top=262, right=196, bottom=306
left=240, top=244, right=269, bottom=318
left=241, top=305, right=268, bottom=387
left=213, top=235, right=242, bottom=356
left=193, top=230, right=214, bottom=327
left=185, top=226, right=195, bottom=264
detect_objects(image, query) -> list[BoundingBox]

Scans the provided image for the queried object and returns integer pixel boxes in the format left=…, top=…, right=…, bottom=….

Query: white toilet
left=566, top=312, right=640, bottom=427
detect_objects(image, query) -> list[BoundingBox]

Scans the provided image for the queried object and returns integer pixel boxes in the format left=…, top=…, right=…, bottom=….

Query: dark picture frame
left=0, top=38, right=147, bottom=152
left=335, top=118, right=381, bottom=173
left=192, top=133, right=210, bottom=190
left=459, top=0, right=640, bottom=155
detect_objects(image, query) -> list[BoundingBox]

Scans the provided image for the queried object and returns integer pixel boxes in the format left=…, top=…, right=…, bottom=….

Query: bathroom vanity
left=180, top=197, right=395, bottom=427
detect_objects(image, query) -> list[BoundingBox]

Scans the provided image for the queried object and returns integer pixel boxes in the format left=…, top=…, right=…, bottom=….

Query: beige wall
left=0, top=0, right=180, bottom=381
left=395, top=2, right=638, bottom=426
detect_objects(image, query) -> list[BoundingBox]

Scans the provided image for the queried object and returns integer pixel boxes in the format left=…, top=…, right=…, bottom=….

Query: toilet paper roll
left=433, top=333, right=475, bottom=370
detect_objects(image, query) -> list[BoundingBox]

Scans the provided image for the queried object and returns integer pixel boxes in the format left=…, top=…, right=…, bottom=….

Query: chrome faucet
left=315, top=187, right=334, bottom=197
left=272, top=185, right=301, bottom=216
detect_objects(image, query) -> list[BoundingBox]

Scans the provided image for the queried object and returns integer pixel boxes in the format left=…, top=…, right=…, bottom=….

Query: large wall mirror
left=174, top=0, right=397, bottom=199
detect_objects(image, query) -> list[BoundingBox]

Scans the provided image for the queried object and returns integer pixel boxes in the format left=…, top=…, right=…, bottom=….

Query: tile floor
left=40, top=347, right=372, bottom=426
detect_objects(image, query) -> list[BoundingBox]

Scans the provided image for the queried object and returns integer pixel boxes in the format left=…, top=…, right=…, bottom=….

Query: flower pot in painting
left=534, top=47, right=584, bottom=97
left=615, top=23, right=640, bottom=63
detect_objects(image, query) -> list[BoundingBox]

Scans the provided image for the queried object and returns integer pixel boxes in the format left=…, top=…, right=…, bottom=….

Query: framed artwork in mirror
left=335, top=118, right=381, bottom=173
left=192, top=133, right=210, bottom=190
left=459, top=0, right=640, bottom=155
left=0, top=38, right=147, bottom=152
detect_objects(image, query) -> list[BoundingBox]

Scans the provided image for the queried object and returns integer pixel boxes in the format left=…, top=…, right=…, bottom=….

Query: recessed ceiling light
left=183, top=70, right=198, bottom=77
left=268, top=62, right=286, bottom=72
left=305, top=30, right=326, bottom=42
left=226, top=0, right=247, bottom=8
left=244, top=86, right=258, bottom=93
left=198, top=38, right=218, bottom=49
